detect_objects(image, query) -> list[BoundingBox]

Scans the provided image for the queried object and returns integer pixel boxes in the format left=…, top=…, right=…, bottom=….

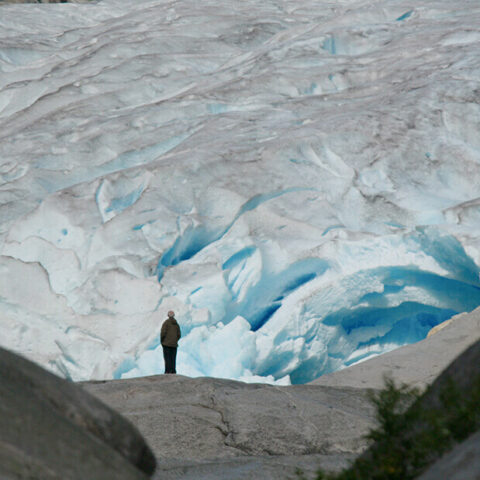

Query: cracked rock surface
left=82, top=376, right=374, bottom=479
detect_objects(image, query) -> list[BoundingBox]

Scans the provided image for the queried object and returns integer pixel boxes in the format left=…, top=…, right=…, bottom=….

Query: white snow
left=1, top=0, right=480, bottom=383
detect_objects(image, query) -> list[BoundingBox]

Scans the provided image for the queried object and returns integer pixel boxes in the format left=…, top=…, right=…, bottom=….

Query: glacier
left=1, top=0, right=480, bottom=384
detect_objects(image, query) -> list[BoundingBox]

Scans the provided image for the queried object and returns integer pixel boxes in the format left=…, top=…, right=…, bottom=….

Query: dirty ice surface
left=1, top=0, right=480, bottom=384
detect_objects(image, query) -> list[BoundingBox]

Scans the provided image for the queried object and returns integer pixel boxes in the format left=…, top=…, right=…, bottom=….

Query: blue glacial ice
left=396, top=10, right=414, bottom=22
left=1, top=0, right=480, bottom=384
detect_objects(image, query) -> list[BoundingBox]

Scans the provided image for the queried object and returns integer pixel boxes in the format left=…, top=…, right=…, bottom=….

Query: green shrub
left=314, top=374, right=480, bottom=480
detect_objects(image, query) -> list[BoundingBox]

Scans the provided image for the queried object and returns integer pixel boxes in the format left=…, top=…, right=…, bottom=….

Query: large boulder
left=0, top=346, right=156, bottom=479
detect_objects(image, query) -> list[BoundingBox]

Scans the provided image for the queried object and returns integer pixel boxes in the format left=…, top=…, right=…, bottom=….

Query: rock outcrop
left=0, top=346, right=156, bottom=480
left=311, top=308, right=480, bottom=390
left=3, top=310, right=478, bottom=479
left=2, top=309, right=478, bottom=480
left=83, top=376, right=374, bottom=479
left=81, top=308, right=480, bottom=479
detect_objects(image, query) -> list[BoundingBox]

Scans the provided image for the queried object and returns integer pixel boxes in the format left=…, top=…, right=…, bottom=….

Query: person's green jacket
left=161, top=317, right=181, bottom=347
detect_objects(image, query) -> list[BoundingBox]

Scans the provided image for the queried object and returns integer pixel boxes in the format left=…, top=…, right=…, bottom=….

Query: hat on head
left=168, top=310, right=175, bottom=318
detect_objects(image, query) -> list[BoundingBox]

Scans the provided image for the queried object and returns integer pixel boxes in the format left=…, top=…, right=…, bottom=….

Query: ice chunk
left=96, top=172, right=151, bottom=222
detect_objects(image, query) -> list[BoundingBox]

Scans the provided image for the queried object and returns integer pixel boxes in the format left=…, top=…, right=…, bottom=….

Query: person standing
left=161, top=310, right=181, bottom=374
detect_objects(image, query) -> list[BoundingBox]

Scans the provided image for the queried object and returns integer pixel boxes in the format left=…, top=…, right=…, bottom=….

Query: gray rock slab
left=0, top=346, right=155, bottom=480
left=152, top=453, right=356, bottom=480
left=82, top=375, right=376, bottom=477
left=416, top=430, right=480, bottom=480
left=311, top=308, right=480, bottom=390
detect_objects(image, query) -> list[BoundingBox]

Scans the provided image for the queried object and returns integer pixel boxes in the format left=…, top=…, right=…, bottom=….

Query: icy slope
left=1, top=0, right=480, bottom=383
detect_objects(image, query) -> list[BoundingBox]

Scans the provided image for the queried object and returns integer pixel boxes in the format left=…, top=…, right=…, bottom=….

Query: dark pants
left=162, top=346, right=177, bottom=374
